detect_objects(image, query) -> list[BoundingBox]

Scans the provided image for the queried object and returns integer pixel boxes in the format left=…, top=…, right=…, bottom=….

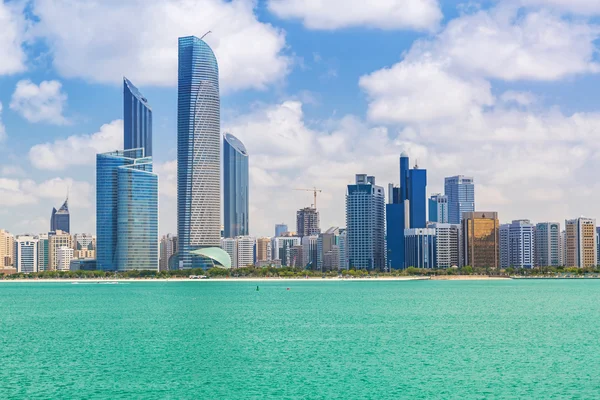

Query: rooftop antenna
left=200, top=31, right=212, bottom=40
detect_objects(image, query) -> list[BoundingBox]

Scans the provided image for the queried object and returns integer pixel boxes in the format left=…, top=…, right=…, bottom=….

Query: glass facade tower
left=223, top=132, right=249, bottom=238
left=96, top=149, right=158, bottom=271
left=124, top=77, right=152, bottom=157
left=177, top=36, right=221, bottom=269
left=50, top=197, right=70, bottom=233
left=445, top=176, right=475, bottom=224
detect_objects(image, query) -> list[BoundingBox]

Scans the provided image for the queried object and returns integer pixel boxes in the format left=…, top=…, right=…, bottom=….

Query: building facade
left=386, top=152, right=427, bottom=270
left=50, top=197, right=70, bottom=233
left=223, top=133, right=249, bottom=238
left=271, top=237, right=301, bottom=266
left=445, top=176, right=475, bottom=224
left=404, top=228, right=437, bottom=269
left=346, top=174, right=385, bottom=270
left=317, top=227, right=340, bottom=271
left=565, top=218, right=597, bottom=268
left=57, top=247, right=74, bottom=271
left=462, top=212, right=500, bottom=269
left=159, top=234, right=177, bottom=271
left=0, top=230, right=14, bottom=268
left=73, top=233, right=96, bottom=260
left=123, top=77, right=152, bottom=157
left=36, top=233, right=49, bottom=271
left=500, top=220, right=535, bottom=269
left=296, top=207, right=320, bottom=237
left=256, top=238, right=272, bottom=262
left=49, top=231, right=72, bottom=271
left=428, top=194, right=448, bottom=223
left=177, top=35, right=221, bottom=269
left=535, top=222, right=561, bottom=267
left=14, top=235, right=38, bottom=273
left=96, top=149, right=158, bottom=271
left=301, top=235, right=319, bottom=268
left=428, top=223, right=460, bottom=268
left=275, top=224, right=288, bottom=237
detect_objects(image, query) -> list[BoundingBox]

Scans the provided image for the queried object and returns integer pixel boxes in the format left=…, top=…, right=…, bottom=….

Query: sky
left=1, top=0, right=600, bottom=238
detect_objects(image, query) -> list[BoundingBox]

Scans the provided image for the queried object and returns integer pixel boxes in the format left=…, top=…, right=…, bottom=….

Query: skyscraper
left=96, top=149, right=158, bottom=271
left=48, top=230, right=72, bottom=271
left=275, top=224, right=288, bottom=237
left=428, top=194, right=448, bottom=223
left=346, top=174, right=385, bottom=270
left=177, top=35, right=221, bottom=269
left=535, top=222, right=561, bottom=267
left=565, top=217, right=597, bottom=268
left=36, top=233, right=49, bottom=272
left=500, top=220, right=535, bottom=269
left=50, top=197, right=70, bottom=233
left=223, top=133, right=249, bottom=238
left=123, top=77, right=152, bottom=157
left=14, top=235, right=38, bottom=273
left=386, top=152, right=427, bottom=269
left=445, top=176, right=475, bottom=224
left=404, top=228, right=437, bottom=269
left=428, top=223, right=460, bottom=268
left=296, top=207, right=320, bottom=237
left=0, top=230, right=14, bottom=268
left=462, top=212, right=500, bottom=269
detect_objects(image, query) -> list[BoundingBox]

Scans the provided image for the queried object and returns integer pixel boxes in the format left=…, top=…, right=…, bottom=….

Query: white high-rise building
left=428, top=223, right=460, bottom=268
left=500, top=220, right=535, bottom=269
left=236, top=236, right=255, bottom=268
left=221, top=238, right=237, bottom=268
left=535, top=222, right=561, bottom=267
left=14, top=236, right=38, bottom=273
left=57, top=246, right=74, bottom=271
left=338, top=229, right=348, bottom=270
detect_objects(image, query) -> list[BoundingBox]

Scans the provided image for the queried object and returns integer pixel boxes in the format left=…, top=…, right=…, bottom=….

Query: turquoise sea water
left=1, top=280, right=600, bottom=399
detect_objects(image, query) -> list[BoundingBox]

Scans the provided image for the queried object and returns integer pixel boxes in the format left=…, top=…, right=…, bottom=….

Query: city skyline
left=2, top=1, right=600, bottom=238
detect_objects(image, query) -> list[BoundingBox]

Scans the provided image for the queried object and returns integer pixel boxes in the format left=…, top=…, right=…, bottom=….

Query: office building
left=338, top=229, right=348, bottom=270
left=124, top=77, right=152, bottom=157
left=560, top=230, right=566, bottom=267
left=317, top=227, right=340, bottom=271
left=220, top=238, right=236, bottom=268
left=428, top=223, right=460, bottom=268
left=177, top=35, right=221, bottom=269
left=0, top=230, right=14, bottom=268
left=159, top=234, right=177, bottom=271
left=289, top=245, right=305, bottom=268
left=386, top=152, right=427, bottom=269
left=428, top=194, right=448, bottom=223
left=404, top=228, right=437, bottom=269
left=50, top=197, right=70, bottom=233
left=49, top=230, right=72, bottom=270
left=220, top=236, right=255, bottom=268
left=535, top=222, right=561, bottom=267
left=445, top=176, right=475, bottom=224
left=96, top=149, right=158, bottom=271
left=73, top=233, right=95, bottom=260
left=565, top=218, right=597, bottom=268
left=500, top=220, right=535, bottom=269
left=223, top=133, right=249, bottom=238
left=36, top=233, right=49, bottom=271
left=256, top=238, right=272, bottom=262
left=297, top=207, right=320, bottom=237
left=275, top=224, right=288, bottom=237
left=462, top=212, right=500, bottom=269
left=302, top=235, right=319, bottom=268
left=346, top=174, right=385, bottom=270
left=57, top=247, right=74, bottom=271
left=14, top=236, right=38, bottom=273
left=271, top=236, right=301, bottom=266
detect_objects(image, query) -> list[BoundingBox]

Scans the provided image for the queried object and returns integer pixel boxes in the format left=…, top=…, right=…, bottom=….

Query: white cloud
left=28, top=120, right=123, bottom=170
left=31, top=0, right=290, bottom=92
left=0, top=177, right=91, bottom=208
left=10, top=80, right=69, bottom=125
left=359, top=60, right=494, bottom=123
left=154, top=160, right=177, bottom=198
left=268, top=0, right=442, bottom=31
left=500, top=91, right=537, bottom=106
left=0, top=1, right=27, bottom=75
left=0, top=102, right=6, bottom=141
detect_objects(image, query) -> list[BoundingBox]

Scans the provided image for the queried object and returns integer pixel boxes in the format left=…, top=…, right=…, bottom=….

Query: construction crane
left=294, top=187, right=323, bottom=209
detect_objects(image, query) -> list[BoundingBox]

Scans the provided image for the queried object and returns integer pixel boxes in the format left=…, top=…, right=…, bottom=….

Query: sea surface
left=1, top=280, right=599, bottom=399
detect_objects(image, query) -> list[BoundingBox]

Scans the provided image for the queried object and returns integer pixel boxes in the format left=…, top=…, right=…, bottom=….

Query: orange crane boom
left=293, top=187, right=323, bottom=209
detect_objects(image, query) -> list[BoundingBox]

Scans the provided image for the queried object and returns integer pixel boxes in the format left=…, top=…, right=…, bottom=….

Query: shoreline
left=0, top=276, right=515, bottom=283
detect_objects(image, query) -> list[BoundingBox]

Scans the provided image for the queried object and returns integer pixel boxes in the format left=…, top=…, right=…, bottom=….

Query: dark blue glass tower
left=96, top=149, right=158, bottom=271
left=123, top=77, right=152, bottom=157
left=386, top=152, right=427, bottom=269
left=223, top=133, right=249, bottom=238
left=177, top=36, right=221, bottom=269
left=50, top=197, right=70, bottom=233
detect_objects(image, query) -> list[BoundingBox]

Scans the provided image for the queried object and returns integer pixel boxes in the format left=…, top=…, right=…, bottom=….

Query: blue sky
left=2, top=0, right=600, bottom=237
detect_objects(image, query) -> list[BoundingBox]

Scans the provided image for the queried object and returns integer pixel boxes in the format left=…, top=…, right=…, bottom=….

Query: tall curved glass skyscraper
left=124, top=77, right=152, bottom=157
left=96, top=149, right=158, bottom=271
left=223, top=132, right=249, bottom=238
left=177, top=36, right=221, bottom=269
